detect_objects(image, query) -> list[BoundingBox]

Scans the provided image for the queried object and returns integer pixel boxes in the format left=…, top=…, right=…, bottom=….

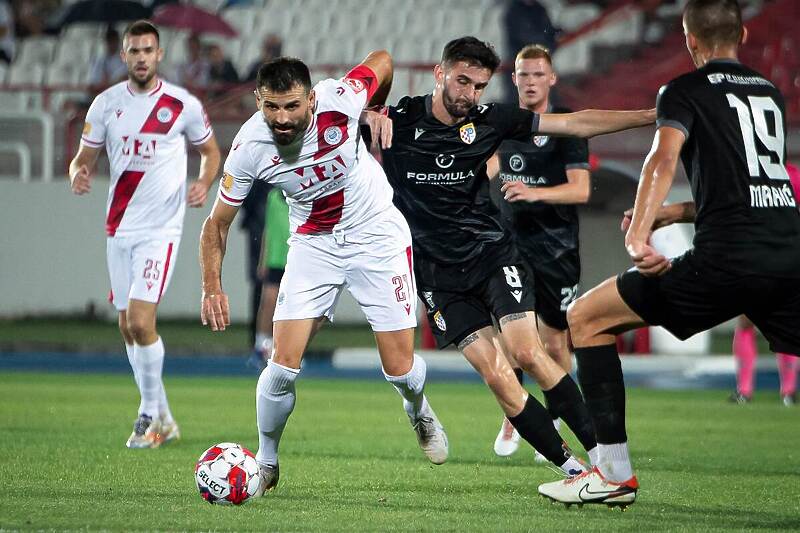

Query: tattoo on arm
left=457, top=332, right=480, bottom=351
left=499, top=313, right=528, bottom=327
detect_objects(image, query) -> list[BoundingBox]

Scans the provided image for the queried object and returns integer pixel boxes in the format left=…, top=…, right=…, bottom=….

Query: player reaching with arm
left=538, top=0, right=800, bottom=508
left=68, top=20, right=221, bottom=449
left=368, top=36, right=653, bottom=483
left=199, top=52, right=448, bottom=497
left=484, top=44, right=591, bottom=459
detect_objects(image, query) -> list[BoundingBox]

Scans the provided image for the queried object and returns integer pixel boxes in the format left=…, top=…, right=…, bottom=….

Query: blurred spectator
left=177, top=33, right=209, bottom=90
left=207, top=43, right=238, bottom=87
left=0, top=0, right=14, bottom=63
left=503, top=0, right=560, bottom=102
left=245, top=34, right=282, bottom=82
left=88, top=27, right=127, bottom=91
left=13, top=0, right=59, bottom=38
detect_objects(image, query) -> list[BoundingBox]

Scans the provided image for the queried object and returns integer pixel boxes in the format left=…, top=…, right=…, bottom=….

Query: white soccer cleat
left=126, top=414, right=160, bottom=449
left=538, top=467, right=639, bottom=509
left=493, top=417, right=521, bottom=457
left=153, top=419, right=181, bottom=447
left=411, top=407, right=449, bottom=465
left=253, top=463, right=280, bottom=497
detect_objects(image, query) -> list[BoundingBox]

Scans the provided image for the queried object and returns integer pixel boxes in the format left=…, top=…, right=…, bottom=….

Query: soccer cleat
left=253, top=463, right=280, bottom=497
left=411, top=408, right=449, bottom=465
left=727, top=391, right=752, bottom=404
left=153, top=419, right=181, bottom=447
left=493, top=417, right=521, bottom=457
left=126, top=414, right=160, bottom=449
left=782, top=394, right=797, bottom=407
left=538, top=467, right=638, bottom=508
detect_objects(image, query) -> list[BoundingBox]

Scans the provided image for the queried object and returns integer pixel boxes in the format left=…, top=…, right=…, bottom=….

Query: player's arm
left=199, top=199, right=240, bottom=331
left=621, top=201, right=696, bottom=232
left=624, top=126, right=686, bottom=276
left=538, top=108, right=655, bottom=138
left=357, top=49, right=393, bottom=107
left=486, top=153, right=500, bottom=180
left=68, top=144, right=102, bottom=195
left=503, top=168, right=590, bottom=204
left=187, top=135, right=222, bottom=208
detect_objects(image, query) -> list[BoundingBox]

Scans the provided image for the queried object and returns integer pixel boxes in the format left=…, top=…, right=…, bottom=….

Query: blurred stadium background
left=0, top=0, right=798, bottom=369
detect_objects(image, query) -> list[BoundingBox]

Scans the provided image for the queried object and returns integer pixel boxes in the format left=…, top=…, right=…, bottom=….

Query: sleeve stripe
left=656, top=119, right=689, bottom=139
left=344, top=64, right=378, bottom=101
left=190, top=129, right=213, bottom=145
left=565, top=163, right=591, bottom=170
left=81, top=136, right=104, bottom=147
left=219, top=189, right=245, bottom=205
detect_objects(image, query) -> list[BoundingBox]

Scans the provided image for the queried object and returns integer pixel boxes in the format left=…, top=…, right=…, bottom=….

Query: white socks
left=383, top=354, right=429, bottom=421
left=133, top=337, right=173, bottom=423
left=125, top=343, right=145, bottom=415
left=256, top=361, right=300, bottom=467
left=598, top=442, right=634, bottom=482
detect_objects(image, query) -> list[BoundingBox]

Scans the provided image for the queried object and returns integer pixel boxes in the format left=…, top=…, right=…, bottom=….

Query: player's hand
left=501, top=181, right=537, bottom=203
left=187, top=180, right=210, bottom=208
left=620, top=208, right=633, bottom=231
left=201, top=291, right=230, bottom=331
left=70, top=165, right=91, bottom=195
left=626, top=239, right=671, bottom=277
left=362, top=109, right=393, bottom=150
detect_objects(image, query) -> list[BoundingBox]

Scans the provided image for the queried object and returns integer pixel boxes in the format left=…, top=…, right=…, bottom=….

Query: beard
left=268, top=112, right=312, bottom=145
left=129, top=64, right=155, bottom=88
left=442, top=87, right=475, bottom=119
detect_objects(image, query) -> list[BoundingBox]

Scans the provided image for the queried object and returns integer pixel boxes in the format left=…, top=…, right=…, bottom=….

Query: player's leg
left=731, top=315, right=756, bottom=402
left=491, top=333, right=522, bottom=457
left=498, top=313, right=598, bottom=465
left=250, top=269, right=283, bottom=370
left=459, top=326, right=587, bottom=476
left=117, top=310, right=142, bottom=411
left=777, top=353, right=798, bottom=405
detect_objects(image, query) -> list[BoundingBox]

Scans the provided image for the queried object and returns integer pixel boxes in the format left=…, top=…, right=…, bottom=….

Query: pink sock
left=777, top=353, right=798, bottom=397
left=733, top=327, right=757, bottom=397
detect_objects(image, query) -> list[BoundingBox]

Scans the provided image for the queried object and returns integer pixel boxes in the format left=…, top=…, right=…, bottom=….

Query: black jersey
left=494, top=105, right=589, bottom=260
left=657, top=59, right=800, bottom=278
left=381, top=95, right=540, bottom=290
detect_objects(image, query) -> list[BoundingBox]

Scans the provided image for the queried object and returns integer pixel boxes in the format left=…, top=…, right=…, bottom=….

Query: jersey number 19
left=727, top=94, right=789, bottom=181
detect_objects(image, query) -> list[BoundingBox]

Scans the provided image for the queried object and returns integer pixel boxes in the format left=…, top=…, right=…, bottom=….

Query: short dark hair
left=123, top=20, right=160, bottom=45
left=441, top=36, right=501, bottom=73
left=684, top=0, right=743, bottom=47
left=256, top=57, right=312, bottom=93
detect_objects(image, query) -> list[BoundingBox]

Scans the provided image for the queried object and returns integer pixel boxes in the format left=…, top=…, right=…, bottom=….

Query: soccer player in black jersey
left=366, top=36, right=654, bottom=479
left=485, top=44, right=591, bottom=459
left=538, top=0, right=800, bottom=508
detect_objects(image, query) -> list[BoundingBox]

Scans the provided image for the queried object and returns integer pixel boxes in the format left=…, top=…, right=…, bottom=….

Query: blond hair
left=515, top=44, right=552, bottom=66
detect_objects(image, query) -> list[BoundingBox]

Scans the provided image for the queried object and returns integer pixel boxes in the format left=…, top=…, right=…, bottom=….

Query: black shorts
left=617, top=250, right=800, bottom=354
left=518, top=247, right=580, bottom=331
left=420, top=263, right=536, bottom=349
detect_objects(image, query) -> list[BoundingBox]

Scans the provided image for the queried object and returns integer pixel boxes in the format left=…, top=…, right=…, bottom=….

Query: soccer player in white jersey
left=68, top=20, right=221, bottom=449
left=199, top=53, right=449, bottom=493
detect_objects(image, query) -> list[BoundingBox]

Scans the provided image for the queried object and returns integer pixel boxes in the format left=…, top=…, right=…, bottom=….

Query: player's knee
left=126, top=314, right=154, bottom=344
left=566, top=297, right=593, bottom=344
left=513, top=347, right=549, bottom=374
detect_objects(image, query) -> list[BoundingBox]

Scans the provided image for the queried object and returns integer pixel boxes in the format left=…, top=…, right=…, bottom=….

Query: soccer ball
left=195, top=442, right=261, bottom=505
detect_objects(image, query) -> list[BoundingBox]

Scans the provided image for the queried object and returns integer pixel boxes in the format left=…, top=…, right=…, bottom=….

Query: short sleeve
left=217, top=137, right=254, bottom=206
left=184, top=95, right=214, bottom=146
left=81, top=93, right=107, bottom=147
left=488, top=103, right=539, bottom=141
left=316, top=65, right=378, bottom=119
left=656, top=82, right=693, bottom=139
left=561, top=136, right=590, bottom=170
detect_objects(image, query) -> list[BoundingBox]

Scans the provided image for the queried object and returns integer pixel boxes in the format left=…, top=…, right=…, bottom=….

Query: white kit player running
left=69, top=21, right=221, bottom=449
left=199, top=53, right=448, bottom=494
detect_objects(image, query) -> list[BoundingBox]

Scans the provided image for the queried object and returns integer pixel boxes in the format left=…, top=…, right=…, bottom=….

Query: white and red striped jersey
left=219, top=66, right=396, bottom=235
left=82, top=78, right=213, bottom=237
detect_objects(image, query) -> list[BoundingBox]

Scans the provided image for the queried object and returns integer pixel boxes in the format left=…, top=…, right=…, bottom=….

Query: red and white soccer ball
left=195, top=442, right=261, bottom=505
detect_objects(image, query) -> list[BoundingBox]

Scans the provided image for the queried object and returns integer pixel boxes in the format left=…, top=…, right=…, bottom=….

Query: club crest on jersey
left=459, top=123, right=476, bottom=144
left=222, top=172, right=234, bottom=191
left=324, top=126, right=343, bottom=145
left=156, top=107, right=173, bottom=123
left=343, top=77, right=365, bottom=93
left=433, top=311, right=446, bottom=331
left=533, top=135, right=549, bottom=147
left=509, top=154, right=525, bottom=172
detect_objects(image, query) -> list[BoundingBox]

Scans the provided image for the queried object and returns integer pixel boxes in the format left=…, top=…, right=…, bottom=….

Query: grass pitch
left=1, top=372, right=799, bottom=531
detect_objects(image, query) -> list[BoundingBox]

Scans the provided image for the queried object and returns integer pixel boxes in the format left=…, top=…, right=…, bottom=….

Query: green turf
left=1, top=372, right=799, bottom=531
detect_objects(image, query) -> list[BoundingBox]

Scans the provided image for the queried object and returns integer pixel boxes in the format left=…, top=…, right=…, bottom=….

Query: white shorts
left=106, top=235, right=180, bottom=311
left=275, top=214, right=417, bottom=332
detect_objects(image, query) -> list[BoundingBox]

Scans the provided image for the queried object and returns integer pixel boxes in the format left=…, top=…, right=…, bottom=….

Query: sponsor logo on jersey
left=407, top=170, right=475, bottom=183
left=222, top=172, right=234, bottom=191
left=156, top=107, right=173, bottom=123
left=82, top=122, right=92, bottom=135
left=414, top=128, right=425, bottom=140
left=344, top=77, right=365, bottom=93
left=707, top=72, right=772, bottom=86
left=459, top=122, right=476, bottom=144
left=435, top=154, right=455, bottom=169
left=533, top=135, right=549, bottom=147
left=121, top=136, right=156, bottom=159
left=324, top=126, right=343, bottom=145
left=509, top=154, right=525, bottom=172
left=499, top=172, right=548, bottom=185
left=433, top=310, right=446, bottom=331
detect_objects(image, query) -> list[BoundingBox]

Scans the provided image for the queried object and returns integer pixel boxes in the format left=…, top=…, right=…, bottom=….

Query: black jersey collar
left=707, top=58, right=741, bottom=65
